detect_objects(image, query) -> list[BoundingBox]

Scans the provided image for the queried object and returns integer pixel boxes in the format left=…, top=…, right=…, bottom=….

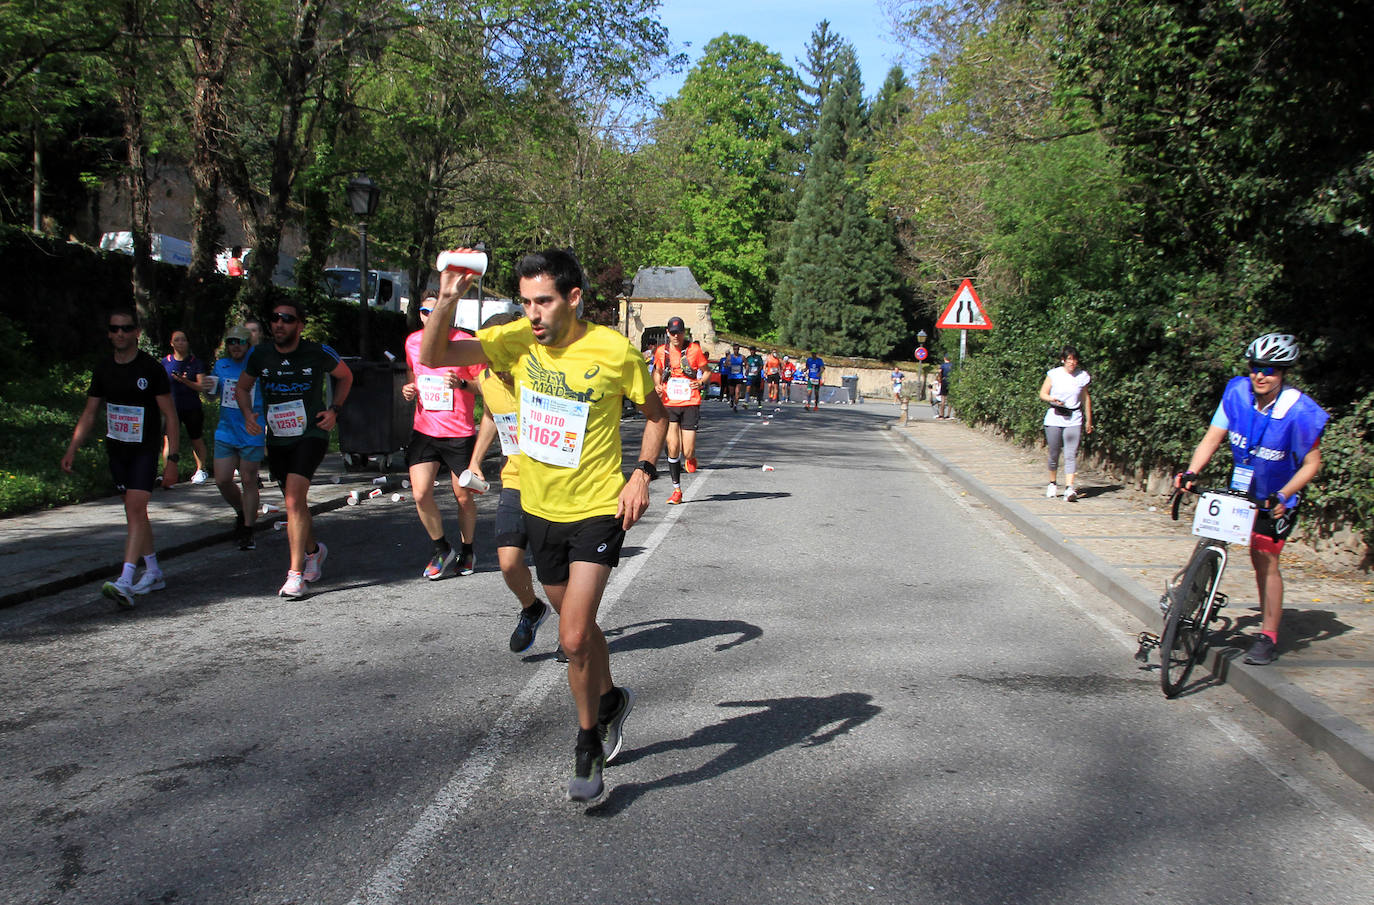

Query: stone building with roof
left=619, top=266, right=716, bottom=351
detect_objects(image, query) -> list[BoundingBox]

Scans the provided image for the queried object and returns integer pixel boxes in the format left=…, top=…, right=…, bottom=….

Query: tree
left=778, top=48, right=906, bottom=357
left=652, top=34, right=803, bottom=335
left=795, top=19, right=847, bottom=157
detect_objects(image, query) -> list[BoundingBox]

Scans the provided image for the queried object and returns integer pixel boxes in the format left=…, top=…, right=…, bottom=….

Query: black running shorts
left=524, top=513, right=626, bottom=585
left=406, top=430, right=475, bottom=474
left=108, top=443, right=159, bottom=494
left=495, top=488, right=528, bottom=549
left=177, top=406, right=205, bottom=441
left=267, top=435, right=328, bottom=485
left=665, top=404, right=701, bottom=430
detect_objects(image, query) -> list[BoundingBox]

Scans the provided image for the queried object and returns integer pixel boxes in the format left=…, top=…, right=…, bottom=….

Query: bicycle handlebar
left=1168, top=483, right=1269, bottom=521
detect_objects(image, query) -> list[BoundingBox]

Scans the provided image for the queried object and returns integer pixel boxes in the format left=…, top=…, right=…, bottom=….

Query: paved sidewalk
left=0, top=458, right=379, bottom=606
left=890, top=400, right=1374, bottom=791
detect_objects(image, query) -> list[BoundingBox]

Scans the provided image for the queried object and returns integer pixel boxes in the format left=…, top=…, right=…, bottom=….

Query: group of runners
left=63, top=239, right=1328, bottom=797
left=714, top=344, right=827, bottom=412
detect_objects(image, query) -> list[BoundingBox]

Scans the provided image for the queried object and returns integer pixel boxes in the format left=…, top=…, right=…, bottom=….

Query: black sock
left=433, top=537, right=451, bottom=556
left=233, top=507, right=244, bottom=529
left=522, top=600, right=544, bottom=618
left=576, top=727, right=601, bottom=752
left=598, top=687, right=622, bottom=723
left=667, top=456, right=682, bottom=484
left=461, top=542, right=473, bottom=556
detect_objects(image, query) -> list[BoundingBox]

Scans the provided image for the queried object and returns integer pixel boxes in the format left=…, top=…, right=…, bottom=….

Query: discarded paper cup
left=261, top=503, right=280, bottom=515
left=383, top=350, right=396, bottom=363
left=391, top=493, right=403, bottom=502
left=458, top=469, right=489, bottom=494
left=761, top=465, right=775, bottom=472
left=331, top=475, right=342, bottom=484
left=369, top=488, right=384, bottom=499
left=401, top=480, right=411, bottom=489
left=273, top=520, right=287, bottom=531
left=347, top=490, right=362, bottom=504
left=371, top=476, right=388, bottom=486
left=436, top=249, right=489, bottom=276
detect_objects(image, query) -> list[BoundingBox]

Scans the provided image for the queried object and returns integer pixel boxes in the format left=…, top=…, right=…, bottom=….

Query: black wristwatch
left=635, top=459, right=657, bottom=479
left=329, top=404, right=343, bottom=414
left=166, top=452, right=180, bottom=463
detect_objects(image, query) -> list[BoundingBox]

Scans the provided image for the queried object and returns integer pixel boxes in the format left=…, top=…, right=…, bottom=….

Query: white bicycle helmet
left=1246, top=332, right=1299, bottom=366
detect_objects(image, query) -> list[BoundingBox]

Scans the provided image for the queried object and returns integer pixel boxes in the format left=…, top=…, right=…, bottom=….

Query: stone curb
left=888, top=423, right=1374, bottom=794
left=0, top=497, right=349, bottom=610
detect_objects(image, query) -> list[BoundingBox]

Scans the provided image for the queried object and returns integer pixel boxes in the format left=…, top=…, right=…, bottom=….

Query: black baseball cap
left=666, top=316, right=686, bottom=334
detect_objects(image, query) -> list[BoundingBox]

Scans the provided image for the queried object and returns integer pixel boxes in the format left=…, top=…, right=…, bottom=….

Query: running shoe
left=1064, top=486, right=1079, bottom=502
left=101, top=578, right=136, bottom=608
left=190, top=469, right=209, bottom=485
left=666, top=488, right=683, bottom=505
left=599, top=686, right=635, bottom=764
left=132, top=570, right=165, bottom=595
left=423, top=547, right=457, bottom=580
left=510, top=600, right=550, bottom=652
left=684, top=457, right=697, bottom=474
left=567, top=743, right=605, bottom=803
left=554, top=644, right=569, bottom=663
left=278, top=571, right=306, bottom=598
left=456, top=549, right=475, bottom=576
left=302, top=541, right=328, bottom=582
left=1244, top=634, right=1278, bottom=665
left=1046, top=482, right=1057, bottom=499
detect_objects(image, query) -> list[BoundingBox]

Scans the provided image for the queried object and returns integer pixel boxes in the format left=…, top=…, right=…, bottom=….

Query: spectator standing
left=938, top=355, right=954, bottom=419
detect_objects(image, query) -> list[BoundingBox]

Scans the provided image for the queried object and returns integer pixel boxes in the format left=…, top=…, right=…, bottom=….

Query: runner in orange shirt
left=652, top=316, right=709, bottom=504
left=764, top=350, right=782, bottom=403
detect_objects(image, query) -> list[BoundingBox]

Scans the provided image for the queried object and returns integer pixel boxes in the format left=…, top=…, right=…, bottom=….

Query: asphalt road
left=4, top=405, right=1373, bottom=905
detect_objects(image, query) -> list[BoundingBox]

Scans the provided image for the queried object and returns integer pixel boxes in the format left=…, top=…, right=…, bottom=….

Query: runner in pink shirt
left=402, top=290, right=484, bottom=578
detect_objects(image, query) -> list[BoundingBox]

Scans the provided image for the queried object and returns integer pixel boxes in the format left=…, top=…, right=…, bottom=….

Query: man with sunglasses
left=236, top=301, right=353, bottom=598
left=401, top=289, right=483, bottom=579
left=61, top=310, right=181, bottom=607
left=208, top=325, right=265, bottom=549
left=1175, top=333, right=1329, bottom=665
left=421, top=248, right=667, bottom=803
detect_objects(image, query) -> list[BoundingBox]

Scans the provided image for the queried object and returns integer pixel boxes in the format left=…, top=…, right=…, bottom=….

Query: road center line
left=346, top=421, right=755, bottom=905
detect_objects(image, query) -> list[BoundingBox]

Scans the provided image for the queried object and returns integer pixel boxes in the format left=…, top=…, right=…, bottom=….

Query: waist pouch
left=1052, top=404, right=1079, bottom=418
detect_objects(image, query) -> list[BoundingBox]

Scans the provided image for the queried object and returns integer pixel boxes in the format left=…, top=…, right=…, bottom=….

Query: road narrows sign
left=935, top=280, right=993, bottom=330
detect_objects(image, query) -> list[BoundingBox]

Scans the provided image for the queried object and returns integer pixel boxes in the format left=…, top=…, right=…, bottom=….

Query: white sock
left=143, top=553, right=161, bottom=575
left=120, top=562, right=138, bottom=584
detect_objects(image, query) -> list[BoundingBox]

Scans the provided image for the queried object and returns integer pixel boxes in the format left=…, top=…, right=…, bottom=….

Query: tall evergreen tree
left=778, top=49, right=906, bottom=357
left=796, top=20, right=846, bottom=154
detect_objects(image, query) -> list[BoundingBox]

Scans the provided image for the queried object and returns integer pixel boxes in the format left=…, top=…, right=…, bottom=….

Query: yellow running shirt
left=476, top=367, right=522, bottom=491
left=479, top=319, right=652, bottom=522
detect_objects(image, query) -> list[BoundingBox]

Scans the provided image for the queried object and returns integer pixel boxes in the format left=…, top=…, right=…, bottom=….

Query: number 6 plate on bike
left=1191, top=492, right=1256, bottom=545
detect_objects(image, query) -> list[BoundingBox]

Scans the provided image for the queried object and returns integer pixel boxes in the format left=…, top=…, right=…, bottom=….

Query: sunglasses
left=108, top=323, right=138, bottom=333
left=269, top=312, right=298, bottom=324
left=1248, top=363, right=1281, bottom=376
left=225, top=337, right=247, bottom=345
left=419, top=307, right=434, bottom=316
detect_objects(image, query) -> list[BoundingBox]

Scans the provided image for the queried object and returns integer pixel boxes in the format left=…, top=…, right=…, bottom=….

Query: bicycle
left=1136, top=485, right=1263, bottom=697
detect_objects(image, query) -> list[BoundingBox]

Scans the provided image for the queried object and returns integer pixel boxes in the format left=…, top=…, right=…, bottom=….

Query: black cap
left=666, top=316, right=686, bottom=334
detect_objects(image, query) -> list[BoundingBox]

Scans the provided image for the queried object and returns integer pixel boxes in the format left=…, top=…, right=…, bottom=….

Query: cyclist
left=1174, top=333, right=1328, bottom=666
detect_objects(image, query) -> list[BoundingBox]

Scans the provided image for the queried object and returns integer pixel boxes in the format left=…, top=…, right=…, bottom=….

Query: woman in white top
left=1038, top=346, right=1093, bottom=501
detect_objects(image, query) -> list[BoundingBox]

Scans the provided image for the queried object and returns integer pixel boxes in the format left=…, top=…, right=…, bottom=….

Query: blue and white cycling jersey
left=1210, top=375, right=1328, bottom=501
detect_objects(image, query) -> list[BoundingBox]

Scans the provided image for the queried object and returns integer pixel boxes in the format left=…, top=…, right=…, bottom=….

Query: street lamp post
left=346, top=174, right=380, bottom=359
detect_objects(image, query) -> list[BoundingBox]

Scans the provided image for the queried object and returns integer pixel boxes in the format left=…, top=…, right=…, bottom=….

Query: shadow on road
left=689, top=490, right=791, bottom=504
left=521, top=617, right=762, bottom=662
left=586, top=692, right=880, bottom=816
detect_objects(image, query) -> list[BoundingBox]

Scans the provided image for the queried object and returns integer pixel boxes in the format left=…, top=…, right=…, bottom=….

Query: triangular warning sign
left=935, top=279, right=993, bottom=330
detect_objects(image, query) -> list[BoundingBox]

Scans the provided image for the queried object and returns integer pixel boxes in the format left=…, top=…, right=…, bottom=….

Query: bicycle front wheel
left=1160, top=545, right=1222, bottom=698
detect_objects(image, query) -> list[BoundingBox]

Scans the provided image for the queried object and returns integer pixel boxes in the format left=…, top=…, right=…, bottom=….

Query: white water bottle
left=436, top=249, right=488, bottom=276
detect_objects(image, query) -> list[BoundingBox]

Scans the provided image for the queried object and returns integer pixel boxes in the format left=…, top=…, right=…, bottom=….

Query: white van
left=324, top=267, right=410, bottom=312
left=100, top=232, right=194, bottom=267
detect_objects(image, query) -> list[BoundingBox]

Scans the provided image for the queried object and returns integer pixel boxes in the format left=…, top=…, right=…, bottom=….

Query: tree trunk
left=117, top=0, right=158, bottom=343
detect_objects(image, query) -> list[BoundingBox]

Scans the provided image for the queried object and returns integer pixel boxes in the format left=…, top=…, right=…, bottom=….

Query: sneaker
left=132, top=570, right=165, bottom=595
left=238, top=525, right=256, bottom=551
left=666, top=488, right=683, bottom=505
left=685, top=457, right=697, bottom=474
left=423, top=547, right=457, bottom=580
left=1046, top=482, right=1057, bottom=499
left=554, top=644, right=569, bottom=663
left=101, top=579, right=136, bottom=608
left=510, top=600, right=550, bottom=653
left=190, top=469, right=209, bottom=485
left=1244, top=634, right=1278, bottom=665
left=278, top=570, right=306, bottom=598
left=1064, top=486, right=1079, bottom=502
left=567, top=743, right=605, bottom=803
left=302, top=541, right=328, bottom=582
left=456, top=549, right=475, bottom=576
left=599, top=686, right=635, bottom=764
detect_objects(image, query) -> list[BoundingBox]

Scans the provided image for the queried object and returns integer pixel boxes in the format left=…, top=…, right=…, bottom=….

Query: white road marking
left=347, top=422, right=756, bottom=905
left=884, top=431, right=1374, bottom=855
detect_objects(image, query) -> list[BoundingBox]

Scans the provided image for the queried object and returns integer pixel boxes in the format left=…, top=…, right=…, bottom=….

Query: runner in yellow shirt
left=421, top=248, right=668, bottom=803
